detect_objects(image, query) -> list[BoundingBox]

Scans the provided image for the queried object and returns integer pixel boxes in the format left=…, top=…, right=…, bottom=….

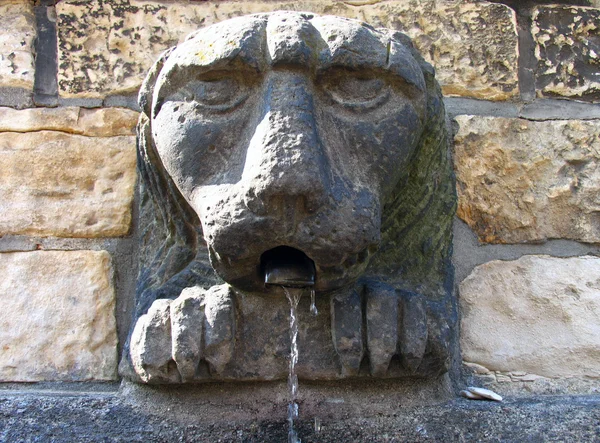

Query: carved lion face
left=147, top=13, right=430, bottom=293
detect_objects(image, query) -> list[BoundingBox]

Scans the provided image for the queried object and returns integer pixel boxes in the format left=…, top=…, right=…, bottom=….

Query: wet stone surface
left=0, top=392, right=599, bottom=442
left=532, top=5, right=600, bottom=102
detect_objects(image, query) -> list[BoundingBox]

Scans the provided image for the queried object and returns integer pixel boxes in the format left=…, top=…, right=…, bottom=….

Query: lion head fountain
left=119, top=11, right=457, bottom=384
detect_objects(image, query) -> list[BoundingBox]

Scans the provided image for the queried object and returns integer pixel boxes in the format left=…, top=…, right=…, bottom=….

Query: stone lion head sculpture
left=121, top=12, right=456, bottom=384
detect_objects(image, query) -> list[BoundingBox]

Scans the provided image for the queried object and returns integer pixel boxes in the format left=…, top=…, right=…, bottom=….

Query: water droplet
left=314, top=417, right=322, bottom=433
left=310, top=289, right=318, bottom=316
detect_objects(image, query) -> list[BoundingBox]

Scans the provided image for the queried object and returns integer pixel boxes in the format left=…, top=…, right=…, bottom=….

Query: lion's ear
left=388, top=31, right=435, bottom=80
left=138, top=46, right=175, bottom=117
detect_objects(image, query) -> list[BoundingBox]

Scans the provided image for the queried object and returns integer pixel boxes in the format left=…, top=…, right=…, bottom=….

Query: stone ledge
left=454, top=115, right=600, bottom=244
left=0, top=250, right=118, bottom=382
left=56, top=0, right=518, bottom=101
left=0, top=107, right=139, bottom=136
left=460, top=255, right=600, bottom=380
left=0, top=391, right=599, bottom=442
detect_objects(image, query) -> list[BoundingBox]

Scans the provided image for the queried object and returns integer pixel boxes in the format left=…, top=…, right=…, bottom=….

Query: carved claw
left=364, top=281, right=398, bottom=376
left=397, top=289, right=428, bottom=373
left=130, top=298, right=181, bottom=383
left=203, top=284, right=235, bottom=375
left=171, top=286, right=205, bottom=381
left=361, top=281, right=429, bottom=376
left=330, top=287, right=363, bottom=376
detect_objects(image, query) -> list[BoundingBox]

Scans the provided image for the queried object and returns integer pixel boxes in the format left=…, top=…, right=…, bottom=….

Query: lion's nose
left=242, top=72, right=329, bottom=215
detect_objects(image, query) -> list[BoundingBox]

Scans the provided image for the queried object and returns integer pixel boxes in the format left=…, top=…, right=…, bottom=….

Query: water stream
left=283, top=286, right=301, bottom=443
left=283, top=286, right=318, bottom=443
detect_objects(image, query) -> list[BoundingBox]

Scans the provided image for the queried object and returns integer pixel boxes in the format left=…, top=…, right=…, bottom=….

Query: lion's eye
left=322, top=74, right=389, bottom=110
left=174, top=75, right=250, bottom=111
left=193, top=78, right=240, bottom=105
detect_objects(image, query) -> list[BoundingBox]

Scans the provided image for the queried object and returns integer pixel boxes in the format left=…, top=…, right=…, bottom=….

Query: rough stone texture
left=1, top=391, right=599, bottom=442
left=460, top=255, right=600, bottom=379
left=0, top=251, right=118, bottom=381
left=0, top=2, right=36, bottom=90
left=123, top=12, right=456, bottom=384
left=464, top=362, right=600, bottom=396
left=532, top=6, right=600, bottom=102
left=454, top=116, right=600, bottom=244
left=0, top=106, right=139, bottom=136
left=56, top=0, right=517, bottom=100
left=0, top=128, right=137, bottom=237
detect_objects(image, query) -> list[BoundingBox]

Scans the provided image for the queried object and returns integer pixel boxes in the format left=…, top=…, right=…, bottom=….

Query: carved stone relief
left=119, top=12, right=457, bottom=384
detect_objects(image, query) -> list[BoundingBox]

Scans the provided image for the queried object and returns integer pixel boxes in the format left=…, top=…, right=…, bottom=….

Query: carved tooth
left=330, top=287, right=364, bottom=376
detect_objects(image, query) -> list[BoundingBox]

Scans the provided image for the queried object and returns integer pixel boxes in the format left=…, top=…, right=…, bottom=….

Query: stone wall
left=0, top=0, right=599, bottom=399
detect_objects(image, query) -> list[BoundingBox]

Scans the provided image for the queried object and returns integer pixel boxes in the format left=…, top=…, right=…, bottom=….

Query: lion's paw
left=331, top=280, right=444, bottom=377
left=129, top=284, right=235, bottom=383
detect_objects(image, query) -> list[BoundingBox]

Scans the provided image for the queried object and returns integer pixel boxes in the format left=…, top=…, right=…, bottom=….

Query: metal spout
left=262, top=246, right=316, bottom=288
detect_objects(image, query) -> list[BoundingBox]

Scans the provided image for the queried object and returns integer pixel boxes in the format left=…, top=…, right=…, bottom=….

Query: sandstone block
left=56, top=0, right=517, bottom=100
left=460, top=255, right=600, bottom=379
left=0, top=2, right=36, bottom=90
left=532, top=6, right=600, bottom=102
left=0, top=251, right=118, bottom=381
left=454, top=116, right=600, bottom=244
left=0, top=106, right=139, bottom=136
left=0, top=130, right=136, bottom=237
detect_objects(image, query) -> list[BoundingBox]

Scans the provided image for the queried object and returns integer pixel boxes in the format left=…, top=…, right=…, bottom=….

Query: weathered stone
left=130, top=299, right=180, bottom=384
left=122, top=12, right=456, bottom=384
left=0, top=2, right=36, bottom=90
left=532, top=6, right=600, bottom=102
left=57, top=0, right=517, bottom=100
left=460, top=255, right=600, bottom=378
left=0, top=106, right=139, bottom=136
left=0, top=250, right=117, bottom=381
left=203, top=285, right=235, bottom=376
left=331, top=288, right=364, bottom=377
left=365, top=282, right=398, bottom=377
left=0, top=130, right=136, bottom=237
left=398, top=290, right=428, bottom=373
left=170, top=286, right=205, bottom=382
left=454, top=116, right=600, bottom=244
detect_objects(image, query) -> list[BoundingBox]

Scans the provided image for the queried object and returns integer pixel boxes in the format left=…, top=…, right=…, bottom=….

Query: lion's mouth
left=261, top=246, right=316, bottom=288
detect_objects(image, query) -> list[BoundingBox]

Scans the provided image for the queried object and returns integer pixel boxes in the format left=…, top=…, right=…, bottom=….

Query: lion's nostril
left=261, top=246, right=315, bottom=288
